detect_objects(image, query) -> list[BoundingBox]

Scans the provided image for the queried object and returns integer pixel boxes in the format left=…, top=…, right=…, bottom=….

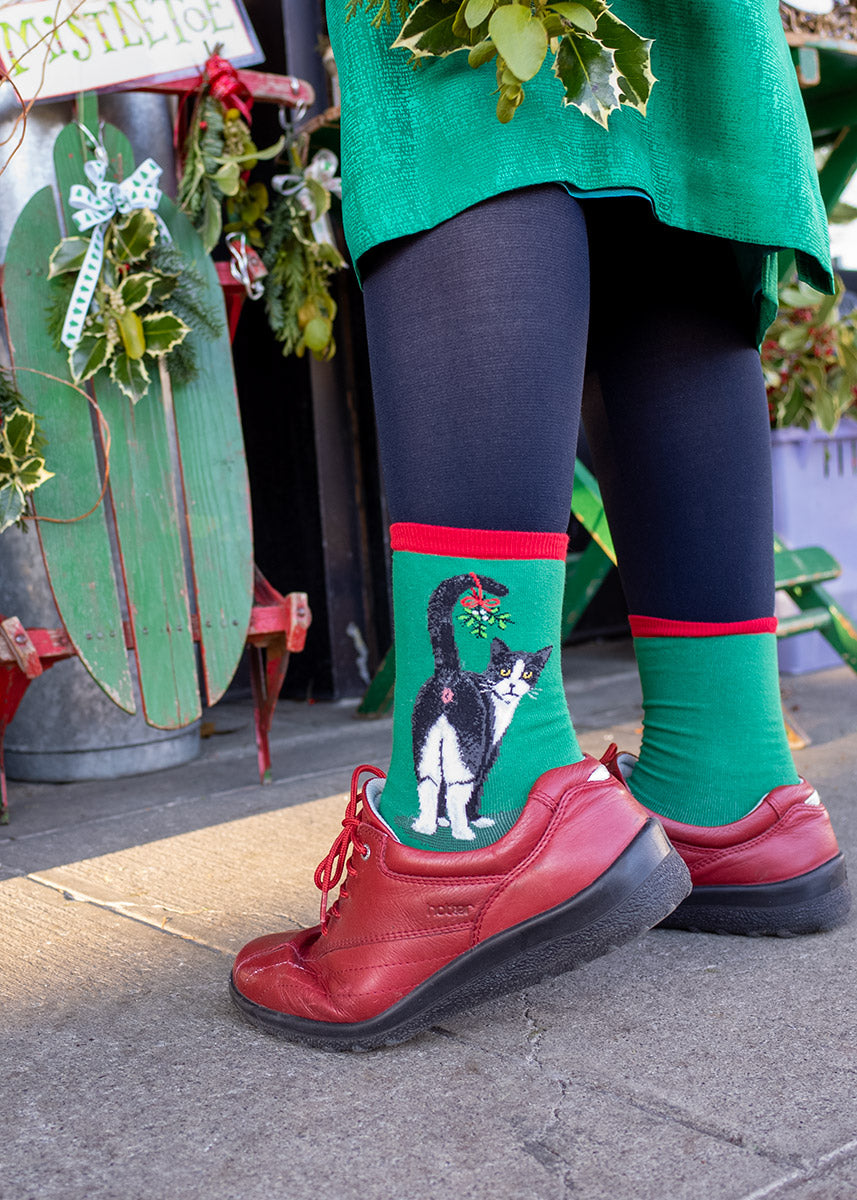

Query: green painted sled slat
left=2, top=186, right=134, bottom=712
left=162, top=198, right=254, bottom=706
left=71, top=123, right=199, bottom=729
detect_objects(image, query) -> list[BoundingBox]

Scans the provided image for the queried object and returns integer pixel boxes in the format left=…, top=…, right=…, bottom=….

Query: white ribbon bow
left=272, top=149, right=342, bottom=248
left=61, top=157, right=168, bottom=350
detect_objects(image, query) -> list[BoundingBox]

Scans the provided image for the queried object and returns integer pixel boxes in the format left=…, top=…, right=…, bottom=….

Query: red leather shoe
left=230, top=756, right=691, bottom=1050
left=601, top=747, right=851, bottom=936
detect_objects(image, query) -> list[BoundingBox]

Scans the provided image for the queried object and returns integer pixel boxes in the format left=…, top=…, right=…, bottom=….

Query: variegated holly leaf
left=120, top=272, right=158, bottom=311
left=110, top=350, right=150, bottom=403
left=0, top=407, right=53, bottom=523
left=554, top=31, right=622, bottom=127
left=595, top=7, right=655, bottom=112
left=70, top=333, right=111, bottom=383
left=141, top=312, right=190, bottom=357
left=48, top=236, right=90, bottom=278
left=14, top=456, right=54, bottom=491
left=0, top=482, right=26, bottom=534
left=2, top=406, right=38, bottom=459
left=392, top=0, right=468, bottom=56
left=113, top=208, right=158, bottom=263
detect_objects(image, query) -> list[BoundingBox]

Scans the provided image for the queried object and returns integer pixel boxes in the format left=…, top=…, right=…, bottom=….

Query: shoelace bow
left=314, top=764, right=386, bottom=934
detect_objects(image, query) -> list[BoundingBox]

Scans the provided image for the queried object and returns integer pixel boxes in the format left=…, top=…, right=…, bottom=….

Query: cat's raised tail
left=426, top=573, right=509, bottom=669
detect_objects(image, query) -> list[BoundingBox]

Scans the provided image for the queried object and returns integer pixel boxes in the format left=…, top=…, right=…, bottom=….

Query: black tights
left=360, top=186, right=775, bottom=623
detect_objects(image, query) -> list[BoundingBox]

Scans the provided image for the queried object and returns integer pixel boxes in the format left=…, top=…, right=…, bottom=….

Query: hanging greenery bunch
left=762, top=277, right=857, bottom=433
left=0, top=368, right=52, bottom=534
left=177, top=52, right=284, bottom=254
left=346, top=0, right=655, bottom=127
left=264, top=144, right=346, bottom=361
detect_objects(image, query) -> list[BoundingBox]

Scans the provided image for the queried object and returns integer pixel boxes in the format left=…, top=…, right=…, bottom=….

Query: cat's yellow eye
left=523, top=671, right=532, bottom=679
left=500, top=667, right=511, bottom=676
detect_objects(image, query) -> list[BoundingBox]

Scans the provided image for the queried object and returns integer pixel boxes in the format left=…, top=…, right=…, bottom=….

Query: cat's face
left=483, top=639, right=552, bottom=704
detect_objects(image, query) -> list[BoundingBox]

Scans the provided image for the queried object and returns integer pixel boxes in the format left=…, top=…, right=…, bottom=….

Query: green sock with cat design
left=376, top=523, right=584, bottom=851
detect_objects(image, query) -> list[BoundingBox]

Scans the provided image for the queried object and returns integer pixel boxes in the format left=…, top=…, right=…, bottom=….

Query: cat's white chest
left=490, top=660, right=529, bottom=744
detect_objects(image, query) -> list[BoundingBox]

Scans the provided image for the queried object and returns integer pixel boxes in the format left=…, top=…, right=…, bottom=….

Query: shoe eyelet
left=361, top=846, right=371, bottom=861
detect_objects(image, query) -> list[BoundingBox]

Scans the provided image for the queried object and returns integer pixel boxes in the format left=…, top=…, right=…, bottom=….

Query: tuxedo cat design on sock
left=411, top=573, right=552, bottom=841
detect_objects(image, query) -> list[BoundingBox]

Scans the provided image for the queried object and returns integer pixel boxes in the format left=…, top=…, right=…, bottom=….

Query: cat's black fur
left=411, top=574, right=552, bottom=839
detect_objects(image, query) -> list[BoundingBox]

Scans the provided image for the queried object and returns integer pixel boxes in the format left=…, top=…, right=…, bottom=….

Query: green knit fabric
left=628, top=633, right=800, bottom=826
left=378, top=549, right=582, bottom=850
left=326, top=0, right=832, bottom=341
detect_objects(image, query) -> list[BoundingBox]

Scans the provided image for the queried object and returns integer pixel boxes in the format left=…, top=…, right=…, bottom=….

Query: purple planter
left=772, top=418, right=857, bottom=674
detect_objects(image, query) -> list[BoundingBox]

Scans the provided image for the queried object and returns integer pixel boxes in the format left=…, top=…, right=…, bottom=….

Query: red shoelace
left=314, top=764, right=386, bottom=933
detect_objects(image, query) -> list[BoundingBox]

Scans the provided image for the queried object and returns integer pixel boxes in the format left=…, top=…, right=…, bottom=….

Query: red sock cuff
left=390, top=522, right=568, bottom=561
left=629, top=614, right=778, bottom=638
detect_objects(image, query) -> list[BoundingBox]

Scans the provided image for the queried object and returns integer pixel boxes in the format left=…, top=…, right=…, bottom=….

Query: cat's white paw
left=437, top=817, right=450, bottom=827
left=471, top=817, right=495, bottom=828
left=411, top=818, right=438, bottom=835
left=451, top=825, right=477, bottom=841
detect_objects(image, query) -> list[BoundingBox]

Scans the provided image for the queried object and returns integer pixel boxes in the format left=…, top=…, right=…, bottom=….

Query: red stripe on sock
left=629, top=615, right=778, bottom=638
left=390, top=523, right=568, bottom=560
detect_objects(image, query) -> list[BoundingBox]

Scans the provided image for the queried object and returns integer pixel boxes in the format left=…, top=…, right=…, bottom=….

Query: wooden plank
left=777, top=609, right=832, bottom=637
left=55, top=119, right=199, bottom=729
left=774, top=545, right=841, bottom=590
left=161, top=197, right=253, bottom=706
left=571, top=461, right=617, bottom=563
left=562, top=539, right=614, bottom=643
left=2, top=186, right=134, bottom=712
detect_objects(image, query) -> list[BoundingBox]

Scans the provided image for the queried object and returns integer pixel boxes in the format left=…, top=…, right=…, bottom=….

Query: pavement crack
left=736, top=1136, right=857, bottom=1200
left=24, top=873, right=232, bottom=957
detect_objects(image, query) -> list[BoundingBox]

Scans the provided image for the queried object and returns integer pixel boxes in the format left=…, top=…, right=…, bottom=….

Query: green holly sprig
left=48, top=209, right=191, bottom=404
left=263, top=160, right=346, bottom=361
left=347, top=0, right=655, bottom=127
left=0, top=370, right=52, bottom=535
left=178, top=93, right=283, bottom=255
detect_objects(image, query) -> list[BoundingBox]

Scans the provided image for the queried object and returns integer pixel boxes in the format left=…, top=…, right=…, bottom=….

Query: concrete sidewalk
left=1, top=640, right=855, bottom=1200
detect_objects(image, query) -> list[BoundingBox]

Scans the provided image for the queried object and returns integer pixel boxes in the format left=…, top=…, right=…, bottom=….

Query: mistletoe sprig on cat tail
left=347, top=0, right=655, bottom=127
left=457, top=572, right=513, bottom=638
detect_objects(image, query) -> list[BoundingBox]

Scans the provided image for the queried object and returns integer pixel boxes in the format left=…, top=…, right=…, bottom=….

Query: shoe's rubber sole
left=229, top=818, right=691, bottom=1051
left=658, top=853, right=851, bottom=937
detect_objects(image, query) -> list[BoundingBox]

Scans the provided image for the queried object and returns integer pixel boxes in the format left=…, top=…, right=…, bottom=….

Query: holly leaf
left=554, top=31, right=622, bottom=127
left=595, top=9, right=655, bottom=111
left=140, top=311, right=190, bottom=357
left=70, top=334, right=111, bottom=383
left=48, top=236, right=90, bottom=278
left=489, top=4, right=549, bottom=81
left=113, top=208, right=158, bottom=263
left=2, top=407, right=37, bottom=459
left=120, top=272, right=158, bottom=311
left=0, top=482, right=26, bottom=534
left=14, top=456, right=54, bottom=491
left=110, top=350, right=150, bottom=403
left=392, top=0, right=467, bottom=57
